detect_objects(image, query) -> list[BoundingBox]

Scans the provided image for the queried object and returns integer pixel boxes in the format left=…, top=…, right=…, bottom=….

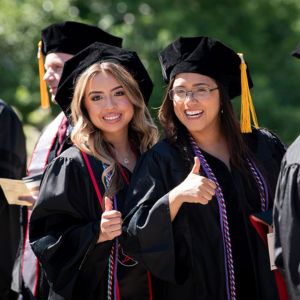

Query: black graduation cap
left=159, top=36, right=259, bottom=133
left=55, top=42, right=153, bottom=115
left=41, top=21, right=123, bottom=55
left=291, top=41, right=300, bottom=59
left=158, top=36, right=253, bottom=100
left=38, top=21, right=123, bottom=109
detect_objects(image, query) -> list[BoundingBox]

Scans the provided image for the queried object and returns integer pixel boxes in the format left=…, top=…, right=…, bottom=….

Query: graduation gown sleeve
left=29, top=148, right=111, bottom=299
left=273, top=136, right=300, bottom=300
left=122, top=141, right=193, bottom=284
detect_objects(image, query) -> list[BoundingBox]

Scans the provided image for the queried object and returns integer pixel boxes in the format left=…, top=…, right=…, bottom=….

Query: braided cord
left=189, top=134, right=269, bottom=300
left=113, top=195, right=119, bottom=300
left=189, top=134, right=236, bottom=300
left=103, top=164, right=119, bottom=300
left=107, top=244, right=115, bottom=300
left=246, top=159, right=268, bottom=211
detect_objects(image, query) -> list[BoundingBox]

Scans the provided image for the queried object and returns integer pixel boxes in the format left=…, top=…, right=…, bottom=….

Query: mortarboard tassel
left=37, top=41, right=50, bottom=109
left=238, top=53, right=259, bottom=133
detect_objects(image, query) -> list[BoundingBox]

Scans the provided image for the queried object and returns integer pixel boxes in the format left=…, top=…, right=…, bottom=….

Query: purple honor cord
left=189, top=135, right=236, bottom=300
left=189, top=133, right=269, bottom=300
left=248, top=159, right=269, bottom=211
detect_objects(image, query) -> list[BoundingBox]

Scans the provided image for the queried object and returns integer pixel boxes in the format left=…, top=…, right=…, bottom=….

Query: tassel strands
left=238, top=53, right=259, bottom=133
left=37, top=41, right=50, bottom=109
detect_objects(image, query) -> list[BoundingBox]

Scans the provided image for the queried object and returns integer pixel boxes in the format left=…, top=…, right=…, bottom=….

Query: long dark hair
left=158, top=78, right=250, bottom=174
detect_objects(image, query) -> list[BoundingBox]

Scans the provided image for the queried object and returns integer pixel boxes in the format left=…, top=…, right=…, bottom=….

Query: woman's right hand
left=169, top=157, right=216, bottom=220
left=18, top=190, right=39, bottom=210
left=97, top=197, right=122, bottom=243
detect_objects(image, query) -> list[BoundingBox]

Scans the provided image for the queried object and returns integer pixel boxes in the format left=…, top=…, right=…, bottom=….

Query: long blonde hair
left=71, top=62, right=158, bottom=195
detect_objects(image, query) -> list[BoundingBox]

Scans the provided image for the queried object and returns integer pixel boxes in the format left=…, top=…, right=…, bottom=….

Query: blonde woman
left=29, top=42, right=158, bottom=300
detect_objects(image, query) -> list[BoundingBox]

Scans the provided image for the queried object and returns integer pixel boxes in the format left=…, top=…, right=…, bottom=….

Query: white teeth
left=185, top=110, right=203, bottom=116
left=103, top=114, right=121, bottom=121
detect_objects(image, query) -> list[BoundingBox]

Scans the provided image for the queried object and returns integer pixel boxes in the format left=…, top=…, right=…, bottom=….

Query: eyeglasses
left=169, top=86, right=219, bottom=102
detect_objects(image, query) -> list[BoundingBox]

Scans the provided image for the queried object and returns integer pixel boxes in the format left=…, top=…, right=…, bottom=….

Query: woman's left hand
left=97, top=197, right=122, bottom=243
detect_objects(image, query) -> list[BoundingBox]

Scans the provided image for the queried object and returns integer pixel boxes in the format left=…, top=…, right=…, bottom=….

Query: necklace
left=116, top=152, right=131, bottom=165
left=123, top=157, right=130, bottom=165
left=114, top=145, right=136, bottom=167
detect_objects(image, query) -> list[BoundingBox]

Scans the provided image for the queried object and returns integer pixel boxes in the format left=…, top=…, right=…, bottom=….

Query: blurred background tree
left=1, top=0, right=300, bottom=155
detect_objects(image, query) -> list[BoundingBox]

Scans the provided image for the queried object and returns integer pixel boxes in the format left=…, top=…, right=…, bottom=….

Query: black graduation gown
left=11, top=116, right=72, bottom=300
left=273, top=135, right=300, bottom=300
left=0, top=99, right=26, bottom=300
left=122, top=128, right=285, bottom=300
left=29, top=146, right=150, bottom=300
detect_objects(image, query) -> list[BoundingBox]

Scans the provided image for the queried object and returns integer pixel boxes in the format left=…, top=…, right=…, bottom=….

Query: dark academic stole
left=249, top=211, right=288, bottom=300
left=81, top=151, right=153, bottom=300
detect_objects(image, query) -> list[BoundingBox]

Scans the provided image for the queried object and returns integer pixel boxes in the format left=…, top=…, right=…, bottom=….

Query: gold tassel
left=37, top=41, right=50, bottom=109
left=238, top=53, right=259, bottom=133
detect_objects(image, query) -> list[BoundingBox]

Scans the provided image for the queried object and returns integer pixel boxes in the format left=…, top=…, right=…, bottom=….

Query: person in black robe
left=122, top=37, right=287, bottom=300
left=13, top=21, right=123, bottom=300
left=273, top=42, right=300, bottom=300
left=29, top=42, right=158, bottom=300
left=0, top=99, right=26, bottom=300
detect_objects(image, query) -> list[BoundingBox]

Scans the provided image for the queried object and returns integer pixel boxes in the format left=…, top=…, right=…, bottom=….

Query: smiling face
left=44, top=52, right=73, bottom=101
left=84, top=71, right=134, bottom=140
left=172, top=72, right=221, bottom=137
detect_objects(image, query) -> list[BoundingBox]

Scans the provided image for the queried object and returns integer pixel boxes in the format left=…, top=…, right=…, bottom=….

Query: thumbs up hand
left=169, top=157, right=217, bottom=206
left=190, top=156, right=201, bottom=175
left=104, top=196, right=113, bottom=211
left=98, top=196, right=122, bottom=243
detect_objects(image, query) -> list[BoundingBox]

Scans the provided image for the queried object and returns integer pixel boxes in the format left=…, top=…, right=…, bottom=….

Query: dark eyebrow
left=87, top=85, right=123, bottom=96
left=88, top=91, right=103, bottom=96
left=111, top=85, right=123, bottom=91
left=192, top=83, right=210, bottom=87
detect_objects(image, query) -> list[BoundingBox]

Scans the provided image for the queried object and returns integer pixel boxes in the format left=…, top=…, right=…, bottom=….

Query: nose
left=43, top=68, right=54, bottom=82
left=103, top=94, right=116, bottom=108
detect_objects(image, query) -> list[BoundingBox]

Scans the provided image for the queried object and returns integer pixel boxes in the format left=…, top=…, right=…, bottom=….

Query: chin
left=182, top=120, right=203, bottom=130
left=51, top=95, right=57, bottom=105
left=184, top=122, right=208, bottom=134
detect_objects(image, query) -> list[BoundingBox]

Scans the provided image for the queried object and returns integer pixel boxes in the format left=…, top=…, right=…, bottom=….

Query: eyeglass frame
left=168, top=85, right=219, bottom=102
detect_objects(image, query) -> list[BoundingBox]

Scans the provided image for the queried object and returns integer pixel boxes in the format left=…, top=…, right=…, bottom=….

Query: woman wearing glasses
left=122, top=37, right=286, bottom=300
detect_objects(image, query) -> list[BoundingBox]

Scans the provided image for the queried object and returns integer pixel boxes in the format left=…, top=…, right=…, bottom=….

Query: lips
left=185, top=109, right=204, bottom=118
left=49, top=86, right=57, bottom=95
left=103, top=113, right=122, bottom=122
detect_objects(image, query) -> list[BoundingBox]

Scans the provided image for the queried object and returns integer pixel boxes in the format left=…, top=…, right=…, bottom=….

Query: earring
left=220, top=108, right=224, bottom=114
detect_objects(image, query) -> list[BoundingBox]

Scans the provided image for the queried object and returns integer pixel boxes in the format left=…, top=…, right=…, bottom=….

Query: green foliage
left=1, top=0, right=300, bottom=145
